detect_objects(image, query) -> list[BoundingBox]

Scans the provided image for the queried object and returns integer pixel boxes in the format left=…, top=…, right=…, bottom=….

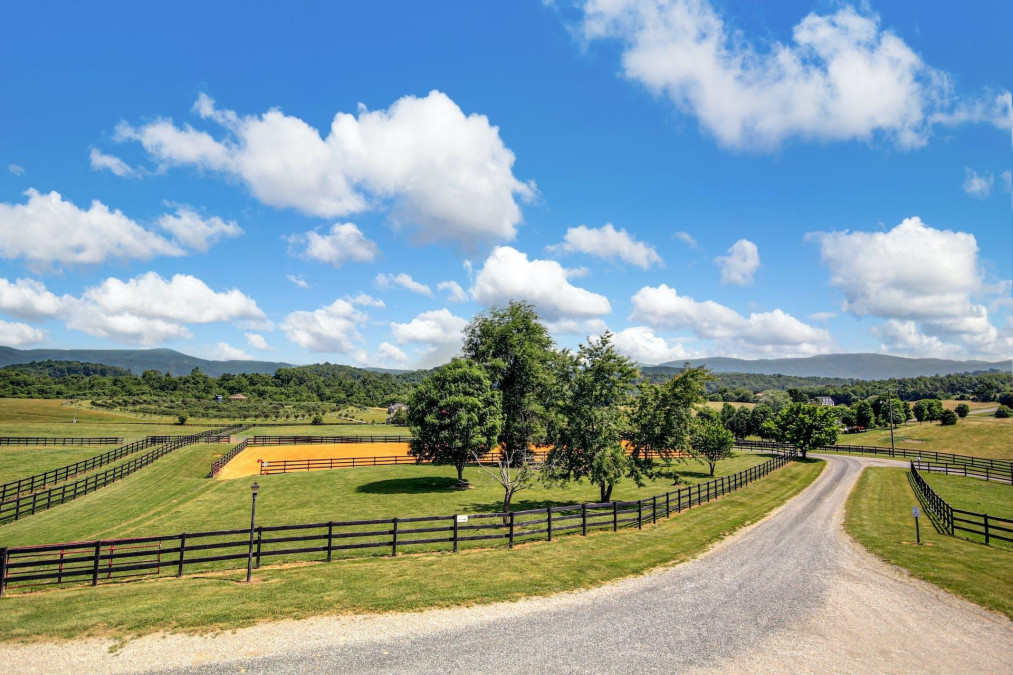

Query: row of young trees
left=406, top=302, right=839, bottom=511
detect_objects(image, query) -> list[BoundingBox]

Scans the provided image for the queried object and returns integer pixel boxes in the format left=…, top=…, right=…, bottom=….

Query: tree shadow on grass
left=355, top=476, right=461, bottom=494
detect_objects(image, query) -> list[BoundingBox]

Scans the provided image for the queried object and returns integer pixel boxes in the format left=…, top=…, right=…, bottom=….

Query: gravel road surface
left=5, top=454, right=1011, bottom=673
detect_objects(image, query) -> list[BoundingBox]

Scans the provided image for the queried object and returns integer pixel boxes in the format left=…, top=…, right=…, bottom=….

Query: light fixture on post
left=246, top=481, right=260, bottom=583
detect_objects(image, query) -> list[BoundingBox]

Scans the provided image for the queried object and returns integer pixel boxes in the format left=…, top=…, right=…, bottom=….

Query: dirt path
left=4, top=455, right=1011, bottom=673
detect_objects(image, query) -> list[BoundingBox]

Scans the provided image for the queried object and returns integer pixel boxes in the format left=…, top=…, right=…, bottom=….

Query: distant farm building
left=815, top=396, right=835, bottom=406
left=229, top=394, right=248, bottom=401
left=387, top=403, right=408, bottom=415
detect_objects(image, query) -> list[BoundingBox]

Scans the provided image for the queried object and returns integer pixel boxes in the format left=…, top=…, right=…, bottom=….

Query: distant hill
left=655, top=353, right=1010, bottom=380
left=1, top=360, right=134, bottom=378
left=0, top=347, right=293, bottom=378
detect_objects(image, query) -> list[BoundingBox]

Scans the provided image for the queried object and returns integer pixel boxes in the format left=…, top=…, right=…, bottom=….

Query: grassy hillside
left=852, top=415, right=1013, bottom=460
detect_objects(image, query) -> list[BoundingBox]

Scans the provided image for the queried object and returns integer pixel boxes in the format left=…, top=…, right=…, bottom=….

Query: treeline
left=0, top=358, right=1009, bottom=409
left=0, top=362, right=426, bottom=407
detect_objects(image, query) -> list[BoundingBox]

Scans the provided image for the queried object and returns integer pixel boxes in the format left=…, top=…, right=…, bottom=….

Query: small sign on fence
left=912, top=507, right=920, bottom=518
left=456, top=515, right=468, bottom=523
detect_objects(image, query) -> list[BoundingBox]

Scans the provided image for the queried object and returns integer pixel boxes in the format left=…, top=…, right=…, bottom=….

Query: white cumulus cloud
left=281, top=299, right=366, bottom=353
left=158, top=207, right=242, bottom=252
left=611, top=326, right=694, bottom=364
left=287, top=274, right=309, bottom=289
left=809, top=217, right=1009, bottom=357
left=714, top=239, right=760, bottom=285
left=376, top=341, right=409, bottom=364
left=245, top=333, right=271, bottom=350
left=630, top=284, right=833, bottom=356
left=437, top=280, right=468, bottom=303
left=391, top=308, right=468, bottom=367
left=0, top=278, right=68, bottom=320
left=376, top=272, right=432, bottom=296
left=582, top=1, right=1011, bottom=150
left=287, top=222, right=379, bottom=266
left=117, top=91, right=535, bottom=247
left=0, top=189, right=183, bottom=267
left=551, top=223, right=662, bottom=269
left=346, top=292, right=385, bottom=308
left=209, top=342, right=253, bottom=361
left=470, top=246, right=612, bottom=320
left=0, top=320, right=45, bottom=347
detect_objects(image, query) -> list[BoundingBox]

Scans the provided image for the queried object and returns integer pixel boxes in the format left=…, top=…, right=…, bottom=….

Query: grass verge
left=844, top=467, right=1012, bottom=619
left=0, top=459, right=823, bottom=641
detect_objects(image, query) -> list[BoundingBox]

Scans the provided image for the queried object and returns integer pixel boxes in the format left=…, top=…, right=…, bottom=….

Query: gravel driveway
left=5, top=454, right=1012, bottom=673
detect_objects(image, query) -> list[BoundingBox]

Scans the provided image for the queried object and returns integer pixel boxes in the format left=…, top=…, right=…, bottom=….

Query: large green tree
left=546, top=332, right=639, bottom=502
left=766, top=402, right=839, bottom=459
left=627, top=366, right=709, bottom=482
left=691, top=419, right=735, bottom=476
left=462, top=301, right=555, bottom=458
left=406, top=359, right=502, bottom=485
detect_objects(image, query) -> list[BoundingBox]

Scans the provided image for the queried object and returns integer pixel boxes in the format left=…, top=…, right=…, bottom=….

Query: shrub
left=311, top=414, right=324, bottom=425
left=995, top=405, right=1012, bottom=419
left=954, top=403, right=969, bottom=418
left=177, top=412, right=189, bottom=425
left=939, top=409, right=957, bottom=425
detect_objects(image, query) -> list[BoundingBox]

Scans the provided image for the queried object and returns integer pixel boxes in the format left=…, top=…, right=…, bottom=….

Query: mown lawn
left=852, top=414, right=1013, bottom=460
left=845, top=467, right=1012, bottom=619
left=0, top=459, right=824, bottom=641
left=0, top=441, right=773, bottom=547
left=242, top=423, right=401, bottom=437
left=922, top=472, right=1013, bottom=518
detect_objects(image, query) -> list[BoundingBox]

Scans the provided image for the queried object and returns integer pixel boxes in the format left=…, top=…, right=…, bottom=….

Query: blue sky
left=1, top=0, right=1010, bottom=368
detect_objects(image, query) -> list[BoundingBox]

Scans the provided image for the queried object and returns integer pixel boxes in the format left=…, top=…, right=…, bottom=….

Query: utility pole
left=888, top=387, right=895, bottom=457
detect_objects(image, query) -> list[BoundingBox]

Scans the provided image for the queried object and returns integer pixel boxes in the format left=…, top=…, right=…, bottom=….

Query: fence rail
left=0, top=437, right=123, bottom=446
left=0, top=438, right=154, bottom=502
left=209, top=439, right=250, bottom=478
left=0, top=452, right=795, bottom=595
left=912, top=460, right=1012, bottom=485
left=248, top=435, right=414, bottom=445
left=0, top=426, right=245, bottom=524
left=910, top=462, right=1012, bottom=548
left=258, top=451, right=554, bottom=475
left=737, top=439, right=1012, bottom=473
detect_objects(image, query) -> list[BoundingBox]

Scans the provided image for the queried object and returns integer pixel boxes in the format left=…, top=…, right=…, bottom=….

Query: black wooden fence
left=248, top=435, right=414, bottom=445
left=0, top=425, right=245, bottom=525
left=911, top=460, right=1012, bottom=485
left=258, top=451, right=555, bottom=475
left=910, top=462, right=1012, bottom=548
left=737, top=439, right=1012, bottom=473
left=209, top=439, right=250, bottom=478
left=0, top=437, right=123, bottom=446
left=0, top=453, right=795, bottom=595
left=0, top=438, right=155, bottom=502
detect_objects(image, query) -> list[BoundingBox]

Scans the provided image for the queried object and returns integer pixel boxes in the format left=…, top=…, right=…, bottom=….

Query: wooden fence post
left=255, top=527, right=263, bottom=569
left=0, top=547, right=7, bottom=597
left=983, top=514, right=990, bottom=546
left=652, top=496, right=657, bottom=524
left=547, top=508, right=552, bottom=542
left=177, top=534, right=186, bottom=577
left=509, top=512, right=515, bottom=549
left=453, top=516, right=459, bottom=552
left=392, top=518, right=399, bottom=556
left=91, top=541, right=101, bottom=587
left=327, top=522, right=334, bottom=562
left=613, top=502, right=618, bottom=532
left=637, top=500, right=643, bottom=530
left=582, top=503, right=587, bottom=536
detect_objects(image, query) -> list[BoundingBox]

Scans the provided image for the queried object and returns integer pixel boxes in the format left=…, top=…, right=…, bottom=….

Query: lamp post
left=887, top=388, right=896, bottom=457
left=246, top=481, right=259, bottom=583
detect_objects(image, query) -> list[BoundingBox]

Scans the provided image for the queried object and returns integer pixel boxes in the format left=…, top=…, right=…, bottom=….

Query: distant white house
left=815, top=396, right=835, bottom=406
left=387, top=403, right=408, bottom=415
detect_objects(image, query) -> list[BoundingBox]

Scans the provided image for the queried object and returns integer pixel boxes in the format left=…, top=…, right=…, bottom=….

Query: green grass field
left=921, top=472, right=1012, bottom=542
left=242, top=423, right=402, bottom=437
left=845, top=467, right=1012, bottom=619
left=841, top=414, right=1013, bottom=460
left=0, top=440, right=772, bottom=548
left=0, top=459, right=824, bottom=641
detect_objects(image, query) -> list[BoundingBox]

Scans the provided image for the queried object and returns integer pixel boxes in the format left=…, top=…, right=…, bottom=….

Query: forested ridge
left=0, top=360, right=1009, bottom=407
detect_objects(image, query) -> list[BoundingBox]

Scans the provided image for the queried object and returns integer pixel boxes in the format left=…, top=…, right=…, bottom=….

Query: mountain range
left=0, top=347, right=1007, bottom=380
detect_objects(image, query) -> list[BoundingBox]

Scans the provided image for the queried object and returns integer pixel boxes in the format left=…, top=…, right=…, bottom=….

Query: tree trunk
left=708, top=461, right=715, bottom=477
left=799, top=449, right=807, bottom=459
left=456, top=462, right=465, bottom=484
left=600, top=482, right=613, bottom=502
left=503, top=488, right=512, bottom=515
